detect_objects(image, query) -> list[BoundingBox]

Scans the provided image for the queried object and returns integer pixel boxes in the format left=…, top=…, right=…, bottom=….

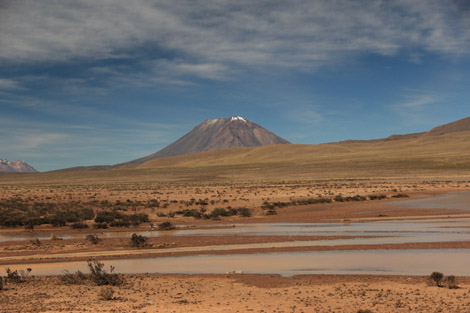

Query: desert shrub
left=5, top=268, right=31, bottom=283
left=62, top=211, right=81, bottom=223
left=237, top=207, right=251, bottom=217
left=109, top=220, right=131, bottom=227
left=428, top=271, right=444, bottom=287
left=265, top=209, right=277, bottom=215
left=369, top=194, right=387, bottom=200
left=0, top=277, right=3, bottom=290
left=391, top=194, right=409, bottom=198
left=94, top=211, right=114, bottom=224
left=130, top=233, right=147, bottom=247
left=48, top=213, right=67, bottom=227
left=157, top=221, right=175, bottom=230
left=444, top=275, right=458, bottom=289
left=78, top=208, right=95, bottom=220
left=209, top=207, right=245, bottom=219
left=61, top=270, right=87, bottom=284
left=93, top=222, right=108, bottom=229
left=211, top=207, right=229, bottom=218
left=95, top=210, right=124, bottom=224
left=156, top=212, right=166, bottom=217
left=334, top=195, right=345, bottom=202
left=99, top=286, right=115, bottom=300
left=357, top=310, right=373, bottom=313
left=24, top=217, right=41, bottom=230
left=349, top=195, right=367, bottom=201
left=87, top=259, right=122, bottom=286
left=128, top=213, right=149, bottom=226
left=0, top=212, right=24, bottom=227
left=180, top=209, right=202, bottom=219
left=70, top=222, right=89, bottom=229
left=335, top=195, right=366, bottom=202
left=86, top=234, right=101, bottom=245
left=262, top=201, right=275, bottom=210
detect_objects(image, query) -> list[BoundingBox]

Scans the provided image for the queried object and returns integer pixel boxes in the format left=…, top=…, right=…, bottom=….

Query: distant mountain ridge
left=122, top=116, right=290, bottom=166
left=135, top=116, right=470, bottom=172
left=49, top=116, right=470, bottom=172
left=0, top=159, right=38, bottom=173
left=425, top=117, right=470, bottom=136
left=340, top=117, right=470, bottom=143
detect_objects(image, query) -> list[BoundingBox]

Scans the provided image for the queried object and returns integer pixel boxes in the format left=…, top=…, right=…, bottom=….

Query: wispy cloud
left=399, top=95, right=438, bottom=109
left=0, top=130, right=69, bottom=152
left=1, top=0, right=469, bottom=78
left=396, top=93, right=439, bottom=111
left=0, top=78, right=23, bottom=90
left=288, top=108, right=324, bottom=125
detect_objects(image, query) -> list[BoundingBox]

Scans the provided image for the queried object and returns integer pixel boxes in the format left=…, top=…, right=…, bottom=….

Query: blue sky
left=1, top=0, right=469, bottom=171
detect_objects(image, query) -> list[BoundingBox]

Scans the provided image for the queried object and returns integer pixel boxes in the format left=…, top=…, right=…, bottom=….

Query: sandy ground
left=1, top=274, right=469, bottom=313
left=1, top=180, right=470, bottom=312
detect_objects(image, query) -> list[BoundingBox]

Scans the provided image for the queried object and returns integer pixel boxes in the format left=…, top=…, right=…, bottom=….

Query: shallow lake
left=3, top=249, right=470, bottom=277
left=391, top=190, right=470, bottom=210
left=3, top=191, right=470, bottom=276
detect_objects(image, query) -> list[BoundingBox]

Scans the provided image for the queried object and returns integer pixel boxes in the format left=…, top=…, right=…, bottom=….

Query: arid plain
left=2, top=121, right=470, bottom=312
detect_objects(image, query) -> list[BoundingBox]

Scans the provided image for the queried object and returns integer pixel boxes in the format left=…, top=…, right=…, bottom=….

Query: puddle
left=3, top=190, right=470, bottom=276
left=3, top=190, right=470, bottom=243
left=391, top=190, right=470, bottom=210
left=3, top=249, right=470, bottom=276
left=2, top=219, right=470, bottom=243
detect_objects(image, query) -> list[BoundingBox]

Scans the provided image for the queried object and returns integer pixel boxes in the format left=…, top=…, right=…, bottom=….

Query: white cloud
left=396, top=94, right=439, bottom=110
left=288, top=109, right=324, bottom=125
left=0, top=131, right=69, bottom=151
left=0, top=78, right=23, bottom=90
left=399, top=95, right=438, bottom=109
left=1, top=0, right=469, bottom=75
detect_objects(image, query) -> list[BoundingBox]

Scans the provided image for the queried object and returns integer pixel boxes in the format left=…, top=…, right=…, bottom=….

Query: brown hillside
left=135, top=130, right=470, bottom=176
left=426, top=116, right=470, bottom=136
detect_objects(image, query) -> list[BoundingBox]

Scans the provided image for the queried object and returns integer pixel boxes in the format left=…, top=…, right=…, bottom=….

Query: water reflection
left=2, top=219, right=470, bottom=243
left=3, top=249, right=470, bottom=276
left=391, top=190, right=470, bottom=210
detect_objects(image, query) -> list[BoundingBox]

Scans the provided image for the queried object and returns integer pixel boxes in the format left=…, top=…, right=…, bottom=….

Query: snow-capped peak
left=231, top=116, right=246, bottom=122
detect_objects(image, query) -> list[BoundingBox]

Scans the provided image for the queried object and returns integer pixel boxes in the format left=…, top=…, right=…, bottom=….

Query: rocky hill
left=0, top=159, right=38, bottom=173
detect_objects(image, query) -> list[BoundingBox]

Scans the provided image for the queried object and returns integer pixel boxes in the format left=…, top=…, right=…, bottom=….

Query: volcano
left=123, top=116, right=290, bottom=166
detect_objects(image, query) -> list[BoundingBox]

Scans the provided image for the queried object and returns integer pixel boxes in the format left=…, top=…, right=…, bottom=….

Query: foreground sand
left=1, top=274, right=469, bottom=313
left=1, top=179, right=470, bottom=312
